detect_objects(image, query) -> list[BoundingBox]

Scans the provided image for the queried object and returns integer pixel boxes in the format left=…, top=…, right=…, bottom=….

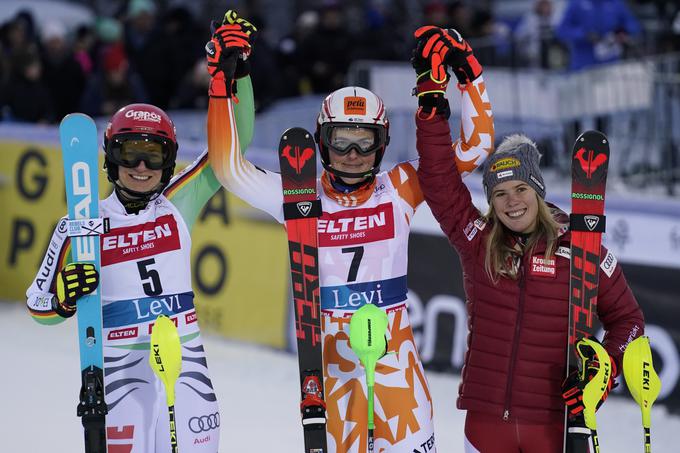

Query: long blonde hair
left=483, top=195, right=560, bottom=282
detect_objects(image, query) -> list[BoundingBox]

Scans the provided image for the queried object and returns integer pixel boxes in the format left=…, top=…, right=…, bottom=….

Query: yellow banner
left=0, top=140, right=289, bottom=348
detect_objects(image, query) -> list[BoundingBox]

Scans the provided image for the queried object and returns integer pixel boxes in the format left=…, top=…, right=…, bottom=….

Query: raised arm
left=412, top=27, right=494, bottom=251
left=204, top=11, right=285, bottom=223
left=164, top=76, right=256, bottom=231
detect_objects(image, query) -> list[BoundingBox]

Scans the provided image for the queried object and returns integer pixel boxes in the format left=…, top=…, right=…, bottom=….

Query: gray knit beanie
left=482, top=134, right=546, bottom=201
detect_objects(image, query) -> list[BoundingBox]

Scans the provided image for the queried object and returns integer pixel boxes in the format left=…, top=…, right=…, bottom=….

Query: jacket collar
left=320, top=171, right=376, bottom=207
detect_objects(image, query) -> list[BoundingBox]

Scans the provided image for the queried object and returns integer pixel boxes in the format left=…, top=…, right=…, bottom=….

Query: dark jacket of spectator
left=80, top=44, right=148, bottom=117
left=3, top=50, right=54, bottom=122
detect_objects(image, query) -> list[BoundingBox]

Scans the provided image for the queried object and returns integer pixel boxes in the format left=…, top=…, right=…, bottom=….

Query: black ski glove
left=562, top=339, right=617, bottom=417
left=411, top=25, right=451, bottom=119
left=53, top=263, right=100, bottom=318
left=414, top=26, right=482, bottom=85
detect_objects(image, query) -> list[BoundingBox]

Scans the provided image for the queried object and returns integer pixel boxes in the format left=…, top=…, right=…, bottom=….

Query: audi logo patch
left=188, top=412, right=220, bottom=433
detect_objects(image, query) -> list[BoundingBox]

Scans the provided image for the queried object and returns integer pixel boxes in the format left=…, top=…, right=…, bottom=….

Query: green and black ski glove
left=53, top=263, right=100, bottom=318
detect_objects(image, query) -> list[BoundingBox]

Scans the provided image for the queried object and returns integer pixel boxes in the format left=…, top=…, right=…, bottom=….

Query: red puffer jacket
left=415, top=114, right=644, bottom=423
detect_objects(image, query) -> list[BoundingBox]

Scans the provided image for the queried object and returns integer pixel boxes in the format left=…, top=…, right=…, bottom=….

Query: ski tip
left=575, top=130, right=608, bottom=146
left=280, top=127, right=314, bottom=143
left=60, top=113, right=97, bottom=135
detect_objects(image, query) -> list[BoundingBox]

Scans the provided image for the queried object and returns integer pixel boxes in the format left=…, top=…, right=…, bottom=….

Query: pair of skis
left=278, top=128, right=388, bottom=453
left=60, top=115, right=183, bottom=453
left=564, top=131, right=661, bottom=453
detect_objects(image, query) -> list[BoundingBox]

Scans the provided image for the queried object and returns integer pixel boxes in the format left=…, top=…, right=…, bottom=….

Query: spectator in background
left=1, top=10, right=39, bottom=94
left=556, top=0, right=641, bottom=71
left=123, top=0, right=165, bottom=106
left=448, top=1, right=472, bottom=38
left=169, top=57, right=210, bottom=110
left=124, top=0, right=157, bottom=59
left=2, top=49, right=54, bottom=122
left=298, top=1, right=354, bottom=93
left=515, top=0, right=566, bottom=69
left=653, top=1, right=680, bottom=53
left=1, top=10, right=38, bottom=56
left=40, top=21, right=87, bottom=121
left=123, top=3, right=201, bottom=109
left=245, top=15, right=281, bottom=111
left=351, top=1, right=408, bottom=63
left=277, top=10, right=319, bottom=96
left=80, top=43, right=148, bottom=117
left=423, top=1, right=450, bottom=28
left=469, top=8, right=512, bottom=66
left=556, top=0, right=641, bottom=153
left=73, top=25, right=97, bottom=76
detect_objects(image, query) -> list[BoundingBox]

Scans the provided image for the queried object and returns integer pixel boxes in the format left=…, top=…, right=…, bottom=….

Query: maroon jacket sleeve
left=415, top=114, right=485, bottom=257
left=596, top=245, right=645, bottom=373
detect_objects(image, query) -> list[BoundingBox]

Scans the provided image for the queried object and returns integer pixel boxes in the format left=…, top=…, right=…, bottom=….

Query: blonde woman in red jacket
left=411, top=27, right=644, bottom=452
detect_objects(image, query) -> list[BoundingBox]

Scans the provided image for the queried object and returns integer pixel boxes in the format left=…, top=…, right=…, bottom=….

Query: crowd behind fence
left=347, top=52, right=680, bottom=197
left=1, top=0, right=679, bottom=195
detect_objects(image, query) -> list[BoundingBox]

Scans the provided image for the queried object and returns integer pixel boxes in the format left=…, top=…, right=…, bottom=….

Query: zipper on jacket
left=503, top=262, right=526, bottom=422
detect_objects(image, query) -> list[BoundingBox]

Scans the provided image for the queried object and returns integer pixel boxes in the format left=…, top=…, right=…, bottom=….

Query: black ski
left=564, top=130, right=610, bottom=453
left=278, top=127, right=328, bottom=452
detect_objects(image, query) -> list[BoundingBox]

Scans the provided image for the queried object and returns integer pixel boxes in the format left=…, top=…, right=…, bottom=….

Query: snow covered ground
left=2, top=301, right=678, bottom=452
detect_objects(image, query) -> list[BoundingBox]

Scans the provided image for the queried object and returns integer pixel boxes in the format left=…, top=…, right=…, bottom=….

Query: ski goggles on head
left=107, top=134, right=175, bottom=170
left=321, top=124, right=386, bottom=156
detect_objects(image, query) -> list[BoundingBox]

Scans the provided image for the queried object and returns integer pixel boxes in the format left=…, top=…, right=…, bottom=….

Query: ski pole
left=149, top=315, right=183, bottom=453
left=575, top=338, right=612, bottom=453
left=349, top=304, right=389, bottom=453
left=623, top=336, right=661, bottom=453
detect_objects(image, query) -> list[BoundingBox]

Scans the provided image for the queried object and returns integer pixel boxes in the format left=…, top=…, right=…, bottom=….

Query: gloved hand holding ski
left=562, top=337, right=616, bottom=419
left=53, top=262, right=100, bottom=318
